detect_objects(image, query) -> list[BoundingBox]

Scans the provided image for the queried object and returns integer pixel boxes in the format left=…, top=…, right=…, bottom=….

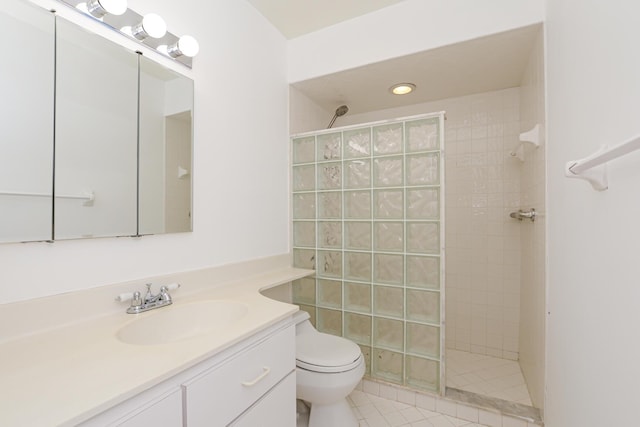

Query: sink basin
left=117, top=300, right=249, bottom=345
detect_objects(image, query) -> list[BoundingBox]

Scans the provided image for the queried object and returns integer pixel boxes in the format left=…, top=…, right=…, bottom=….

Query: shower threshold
left=446, top=387, right=542, bottom=425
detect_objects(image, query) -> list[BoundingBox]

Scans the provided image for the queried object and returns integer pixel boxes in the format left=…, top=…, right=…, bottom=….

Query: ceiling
left=246, top=0, right=407, bottom=39
left=291, top=25, right=541, bottom=116
left=245, top=1, right=540, bottom=118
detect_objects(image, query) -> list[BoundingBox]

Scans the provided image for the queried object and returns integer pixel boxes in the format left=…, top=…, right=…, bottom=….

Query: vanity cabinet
left=116, top=390, right=183, bottom=427
left=183, top=321, right=295, bottom=426
left=79, top=321, right=295, bottom=427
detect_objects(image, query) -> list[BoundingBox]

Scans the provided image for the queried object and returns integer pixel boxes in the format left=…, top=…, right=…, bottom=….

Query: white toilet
left=293, top=310, right=365, bottom=427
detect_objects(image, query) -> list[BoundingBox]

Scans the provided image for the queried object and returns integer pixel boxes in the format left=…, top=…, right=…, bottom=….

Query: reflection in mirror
left=0, top=0, right=54, bottom=243
left=54, top=17, right=138, bottom=240
left=139, top=56, right=193, bottom=235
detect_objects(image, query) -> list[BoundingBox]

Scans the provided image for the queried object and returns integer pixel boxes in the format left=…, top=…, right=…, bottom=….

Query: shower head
left=327, top=105, right=349, bottom=128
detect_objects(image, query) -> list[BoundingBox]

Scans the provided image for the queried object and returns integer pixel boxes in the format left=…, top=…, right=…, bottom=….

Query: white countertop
left=0, top=266, right=313, bottom=427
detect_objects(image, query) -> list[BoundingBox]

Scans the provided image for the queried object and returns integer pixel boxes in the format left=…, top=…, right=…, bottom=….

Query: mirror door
left=139, top=56, right=193, bottom=235
left=54, top=18, right=138, bottom=239
left=0, top=0, right=54, bottom=243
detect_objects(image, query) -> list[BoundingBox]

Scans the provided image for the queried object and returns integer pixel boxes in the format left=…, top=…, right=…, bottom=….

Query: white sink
left=117, top=300, right=249, bottom=345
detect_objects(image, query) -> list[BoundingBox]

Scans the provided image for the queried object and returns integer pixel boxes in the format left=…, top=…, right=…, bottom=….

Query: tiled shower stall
left=291, top=113, right=445, bottom=393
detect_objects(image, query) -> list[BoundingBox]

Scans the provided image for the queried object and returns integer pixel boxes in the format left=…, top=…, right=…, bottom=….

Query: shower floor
left=445, top=349, right=533, bottom=406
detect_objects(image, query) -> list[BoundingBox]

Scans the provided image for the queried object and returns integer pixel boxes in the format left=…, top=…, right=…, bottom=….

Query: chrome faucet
left=116, top=283, right=181, bottom=314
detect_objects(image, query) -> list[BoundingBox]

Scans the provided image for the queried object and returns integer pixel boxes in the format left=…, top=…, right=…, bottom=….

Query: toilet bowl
left=294, top=311, right=365, bottom=427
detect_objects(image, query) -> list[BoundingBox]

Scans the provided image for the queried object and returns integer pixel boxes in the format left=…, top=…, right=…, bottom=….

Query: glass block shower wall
left=291, top=113, right=445, bottom=393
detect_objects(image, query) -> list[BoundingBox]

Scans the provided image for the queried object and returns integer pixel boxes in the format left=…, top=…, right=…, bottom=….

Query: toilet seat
left=296, top=332, right=363, bottom=373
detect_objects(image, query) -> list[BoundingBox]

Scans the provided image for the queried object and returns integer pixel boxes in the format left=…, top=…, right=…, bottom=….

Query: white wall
left=289, top=86, right=331, bottom=135
left=545, top=1, right=640, bottom=425
left=288, top=0, right=545, bottom=83
left=0, top=0, right=289, bottom=303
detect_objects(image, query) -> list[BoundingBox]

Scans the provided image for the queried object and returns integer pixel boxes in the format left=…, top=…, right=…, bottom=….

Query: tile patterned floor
left=445, top=349, right=532, bottom=406
left=348, top=390, right=486, bottom=427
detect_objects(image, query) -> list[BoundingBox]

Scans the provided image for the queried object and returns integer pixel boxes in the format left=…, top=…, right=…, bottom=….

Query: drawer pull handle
left=241, top=367, right=271, bottom=387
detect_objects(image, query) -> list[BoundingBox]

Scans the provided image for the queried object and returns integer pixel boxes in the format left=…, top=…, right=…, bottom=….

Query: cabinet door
left=230, top=372, right=296, bottom=427
left=183, top=326, right=295, bottom=427
left=116, top=389, right=182, bottom=427
left=79, top=388, right=182, bottom=427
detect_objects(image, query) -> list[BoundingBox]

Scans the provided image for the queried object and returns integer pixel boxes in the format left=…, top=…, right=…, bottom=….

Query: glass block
left=318, top=192, right=341, bottom=218
left=374, top=157, right=403, bottom=187
left=317, top=250, right=342, bottom=278
left=373, top=317, right=404, bottom=351
left=318, top=162, right=342, bottom=190
left=318, top=279, right=342, bottom=309
left=406, top=356, right=439, bottom=392
left=344, top=128, right=371, bottom=158
left=373, top=285, right=404, bottom=318
left=293, top=193, right=315, bottom=219
left=407, top=188, right=440, bottom=219
left=406, top=256, right=440, bottom=289
left=406, top=322, right=440, bottom=358
left=345, top=281, right=371, bottom=313
left=406, top=153, right=440, bottom=186
left=298, top=304, right=316, bottom=328
left=317, top=308, right=342, bottom=336
left=345, top=252, right=372, bottom=281
left=345, top=160, right=371, bottom=189
left=359, top=345, right=372, bottom=375
left=293, top=248, right=315, bottom=270
left=406, top=289, right=440, bottom=323
left=406, top=118, right=440, bottom=152
left=374, top=253, right=404, bottom=285
left=374, top=222, right=404, bottom=252
left=345, top=312, right=372, bottom=345
left=318, top=221, right=341, bottom=248
left=407, top=222, right=440, bottom=254
left=345, top=191, right=371, bottom=219
left=292, top=277, right=316, bottom=305
left=345, top=222, right=371, bottom=250
left=317, top=132, right=341, bottom=160
left=372, top=348, right=404, bottom=384
left=373, top=123, right=403, bottom=155
left=374, top=190, right=404, bottom=219
left=293, top=164, right=315, bottom=191
left=292, top=136, right=315, bottom=164
left=293, top=221, right=315, bottom=247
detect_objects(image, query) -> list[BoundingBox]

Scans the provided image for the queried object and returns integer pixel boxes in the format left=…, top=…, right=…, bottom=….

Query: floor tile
left=445, top=349, right=533, bottom=406
left=349, top=390, right=478, bottom=427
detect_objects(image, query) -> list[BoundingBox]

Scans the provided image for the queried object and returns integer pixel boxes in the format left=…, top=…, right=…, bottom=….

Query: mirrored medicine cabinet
left=0, top=0, right=193, bottom=243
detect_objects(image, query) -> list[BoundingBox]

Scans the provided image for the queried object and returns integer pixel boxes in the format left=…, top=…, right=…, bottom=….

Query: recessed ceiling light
left=390, top=83, right=416, bottom=95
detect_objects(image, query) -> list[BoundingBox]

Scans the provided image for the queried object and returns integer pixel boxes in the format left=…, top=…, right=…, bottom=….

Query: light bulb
left=390, top=83, right=416, bottom=95
left=167, top=35, right=200, bottom=58
left=86, top=0, right=127, bottom=18
left=132, top=13, right=167, bottom=40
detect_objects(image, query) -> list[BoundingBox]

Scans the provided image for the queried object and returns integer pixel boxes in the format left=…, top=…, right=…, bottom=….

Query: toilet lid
left=296, top=332, right=363, bottom=373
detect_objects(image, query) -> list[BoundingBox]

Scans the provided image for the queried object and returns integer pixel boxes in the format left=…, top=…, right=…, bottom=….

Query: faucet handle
left=144, top=283, right=154, bottom=301
left=165, top=283, right=181, bottom=291
left=132, top=291, right=142, bottom=307
left=115, top=292, right=135, bottom=303
left=115, top=291, right=142, bottom=309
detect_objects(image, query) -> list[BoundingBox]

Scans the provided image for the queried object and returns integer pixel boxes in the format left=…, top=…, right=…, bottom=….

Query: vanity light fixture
left=131, top=13, right=167, bottom=40
left=84, top=0, right=127, bottom=18
left=167, top=35, right=200, bottom=58
left=390, top=83, right=416, bottom=95
left=58, top=0, right=198, bottom=67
